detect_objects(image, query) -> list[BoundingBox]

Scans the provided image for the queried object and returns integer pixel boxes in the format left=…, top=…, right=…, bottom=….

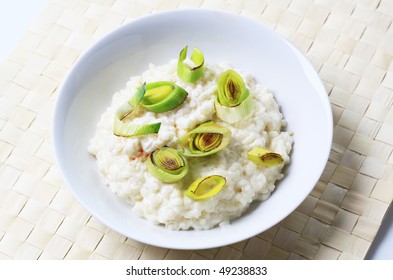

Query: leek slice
left=141, top=81, right=188, bottom=113
left=248, top=147, right=284, bottom=166
left=214, top=70, right=253, bottom=123
left=185, top=175, right=226, bottom=200
left=177, top=121, right=231, bottom=157
left=177, top=46, right=204, bottom=83
left=113, top=83, right=162, bottom=137
left=113, top=81, right=188, bottom=137
left=146, top=147, right=188, bottom=183
left=214, top=94, right=253, bottom=124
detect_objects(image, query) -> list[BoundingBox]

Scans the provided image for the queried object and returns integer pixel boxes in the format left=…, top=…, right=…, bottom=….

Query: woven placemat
left=0, top=0, right=392, bottom=260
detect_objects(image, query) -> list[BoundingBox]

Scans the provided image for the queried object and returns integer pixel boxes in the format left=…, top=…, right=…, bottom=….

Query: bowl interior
left=53, top=9, right=332, bottom=249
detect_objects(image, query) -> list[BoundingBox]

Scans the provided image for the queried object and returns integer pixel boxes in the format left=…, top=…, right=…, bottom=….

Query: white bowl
left=53, top=9, right=333, bottom=250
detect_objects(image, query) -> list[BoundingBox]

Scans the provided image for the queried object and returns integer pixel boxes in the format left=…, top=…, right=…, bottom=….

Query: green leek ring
left=177, top=121, right=231, bottom=157
left=146, top=147, right=189, bottom=183
left=215, top=70, right=253, bottom=123
left=177, top=46, right=204, bottom=83
left=113, top=83, right=162, bottom=137
left=113, top=81, right=188, bottom=137
left=185, top=175, right=226, bottom=200
left=248, top=147, right=284, bottom=166
left=141, top=81, right=188, bottom=113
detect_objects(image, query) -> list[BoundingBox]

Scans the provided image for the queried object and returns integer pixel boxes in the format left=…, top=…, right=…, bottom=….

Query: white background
left=0, top=260, right=391, bottom=279
left=0, top=0, right=391, bottom=260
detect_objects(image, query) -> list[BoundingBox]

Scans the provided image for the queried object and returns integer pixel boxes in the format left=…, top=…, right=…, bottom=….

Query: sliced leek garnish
left=215, top=70, right=253, bottom=123
left=214, top=94, right=253, bottom=124
left=146, top=147, right=188, bottom=183
left=113, top=81, right=188, bottom=137
left=185, top=175, right=226, bottom=200
left=248, top=147, right=284, bottom=166
left=177, top=121, right=231, bottom=157
left=177, top=46, right=204, bottom=83
left=113, top=83, right=161, bottom=137
left=141, top=81, right=188, bottom=113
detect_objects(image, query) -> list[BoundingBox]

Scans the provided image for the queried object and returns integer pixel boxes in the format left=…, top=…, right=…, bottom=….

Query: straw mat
left=0, top=0, right=392, bottom=260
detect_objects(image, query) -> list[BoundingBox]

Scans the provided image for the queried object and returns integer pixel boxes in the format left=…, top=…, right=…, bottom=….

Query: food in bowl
left=88, top=47, right=293, bottom=230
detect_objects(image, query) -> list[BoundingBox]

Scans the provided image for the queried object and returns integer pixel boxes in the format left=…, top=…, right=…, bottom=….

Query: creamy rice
left=88, top=59, right=293, bottom=230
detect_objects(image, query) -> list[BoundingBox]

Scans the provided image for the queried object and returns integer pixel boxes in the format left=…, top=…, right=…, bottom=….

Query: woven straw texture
left=0, top=0, right=392, bottom=260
